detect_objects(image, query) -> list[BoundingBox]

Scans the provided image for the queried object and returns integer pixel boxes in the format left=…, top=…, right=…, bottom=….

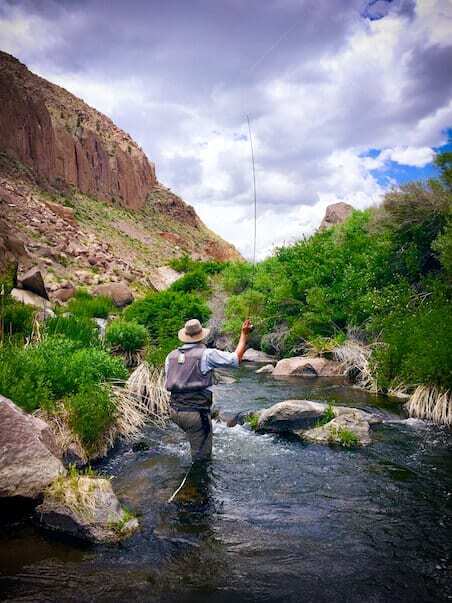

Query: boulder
left=19, top=267, right=49, bottom=299
left=52, top=286, right=76, bottom=302
left=0, top=396, right=65, bottom=499
left=36, top=476, right=139, bottom=543
left=11, top=287, right=53, bottom=312
left=93, top=281, right=133, bottom=307
left=148, top=266, right=181, bottom=291
left=5, top=235, right=28, bottom=258
left=257, top=399, right=327, bottom=432
left=217, top=409, right=257, bottom=428
left=242, top=348, right=276, bottom=363
left=319, top=202, right=353, bottom=230
left=43, top=200, right=76, bottom=225
left=272, top=356, right=343, bottom=378
left=297, top=411, right=372, bottom=446
left=256, top=364, right=274, bottom=374
left=215, top=372, right=236, bottom=385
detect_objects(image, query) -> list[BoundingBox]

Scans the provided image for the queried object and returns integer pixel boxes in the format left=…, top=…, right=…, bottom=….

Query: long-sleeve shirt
left=164, top=343, right=239, bottom=378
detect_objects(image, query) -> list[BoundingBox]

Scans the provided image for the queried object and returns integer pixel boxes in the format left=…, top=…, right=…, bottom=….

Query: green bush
left=45, top=315, right=101, bottom=347
left=124, top=290, right=210, bottom=366
left=0, top=336, right=127, bottom=411
left=170, top=255, right=226, bottom=275
left=1, top=300, right=35, bottom=338
left=106, top=319, right=148, bottom=352
left=66, top=289, right=114, bottom=319
left=170, top=269, right=209, bottom=293
left=66, top=385, right=116, bottom=452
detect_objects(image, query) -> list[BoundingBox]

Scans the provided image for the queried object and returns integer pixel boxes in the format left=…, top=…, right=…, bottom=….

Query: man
left=165, top=318, right=252, bottom=461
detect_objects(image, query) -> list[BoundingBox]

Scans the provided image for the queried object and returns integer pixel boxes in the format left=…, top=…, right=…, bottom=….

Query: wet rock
left=217, top=409, right=258, bottom=428
left=257, top=399, right=326, bottom=432
left=36, top=476, right=139, bottom=543
left=0, top=396, right=65, bottom=499
left=273, top=356, right=343, bottom=378
left=297, top=411, right=372, bottom=446
left=256, top=364, right=274, bottom=374
left=93, top=281, right=133, bottom=307
left=11, top=287, right=53, bottom=312
left=215, top=372, right=236, bottom=385
left=242, top=348, right=276, bottom=363
left=19, top=267, right=49, bottom=299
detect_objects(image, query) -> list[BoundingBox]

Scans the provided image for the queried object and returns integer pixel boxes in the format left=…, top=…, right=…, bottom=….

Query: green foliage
left=169, top=254, right=226, bottom=275
left=432, top=218, right=452, bottom=280
left=170, top=269, right=209, bottom=293
left=106, top=319, right=148, bottom=352
left=66, top=288, right=114, bottom=319
left=316, top=402, right=335, bottom=427
left=435, top=150, right=452, bottom=191
left=222, top=262, right=254, bottom=294
left=246, top=412, right=260, bottom=431
left=0, top=336, right=127, bottom=412
left=66, top=384, right=116, bottom=451
left=1, top=299, right=35, bottom=339
left=124, top=290, right=211, bottom=366
left=45, top=315, right=101, bottom=347
left=329, top=426, right=359, bottom=448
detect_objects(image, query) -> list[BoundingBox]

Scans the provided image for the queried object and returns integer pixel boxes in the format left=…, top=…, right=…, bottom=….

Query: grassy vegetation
left=65, top=288, right=114, bottom=319
left=222, top=151, right=452, bottom=397
left=106, top=319, right=148, bottom=353
left=124, top=289, right=210, bottom=366
left=329, top=426, right=360, bottom=448
left=246, top=412, right=260, bottom=431
left=315, top=402, right=335, bottom=427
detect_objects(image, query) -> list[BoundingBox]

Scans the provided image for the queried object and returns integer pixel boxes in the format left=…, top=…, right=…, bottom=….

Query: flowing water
left=1, top=365, right=451, bottom=602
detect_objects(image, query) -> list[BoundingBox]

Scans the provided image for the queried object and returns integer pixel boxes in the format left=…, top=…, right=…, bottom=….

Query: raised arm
left=235, top=319, right=253, bottom=363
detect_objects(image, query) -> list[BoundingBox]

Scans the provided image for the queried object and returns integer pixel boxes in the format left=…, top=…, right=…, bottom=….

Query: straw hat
left=178, top=319, right=210, bottom=343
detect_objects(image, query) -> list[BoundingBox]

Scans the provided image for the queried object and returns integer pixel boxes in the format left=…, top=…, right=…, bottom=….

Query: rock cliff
left=0, top=52, right=240, bottom=287
left=0, top=51, right=156, bottom=210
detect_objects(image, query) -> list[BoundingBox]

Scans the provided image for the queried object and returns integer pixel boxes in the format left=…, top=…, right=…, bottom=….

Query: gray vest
left=166, top=345, right=213, bottom=410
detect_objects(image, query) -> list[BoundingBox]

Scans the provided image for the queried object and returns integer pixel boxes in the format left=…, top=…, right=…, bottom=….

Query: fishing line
left=246, top=114, right=258, bottom=310
left=168, top=465, right=192, bottom=503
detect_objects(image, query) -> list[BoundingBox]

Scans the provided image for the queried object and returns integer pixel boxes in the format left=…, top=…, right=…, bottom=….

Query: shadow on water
left=1, top=365, right=451, bottom=602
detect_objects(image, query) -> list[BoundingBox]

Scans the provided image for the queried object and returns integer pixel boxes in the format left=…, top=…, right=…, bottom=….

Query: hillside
left=0, top=52, right=240, bottom=293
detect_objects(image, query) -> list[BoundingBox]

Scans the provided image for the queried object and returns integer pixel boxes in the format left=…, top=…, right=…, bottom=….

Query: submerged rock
left=0, top=396, right=65, bottom=499
left=242, top=348, right=276, bottom=363
left=256, top=364, right=274, bottom=374
left=273, top=356, right=343, bottom=378
left=297, top=411, right=372, bottom=446
left=36, top=476, right=139, bottom=543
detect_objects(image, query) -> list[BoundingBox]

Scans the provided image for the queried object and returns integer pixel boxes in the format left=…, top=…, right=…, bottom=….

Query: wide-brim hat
left=178, top=318, right=210, bottom=343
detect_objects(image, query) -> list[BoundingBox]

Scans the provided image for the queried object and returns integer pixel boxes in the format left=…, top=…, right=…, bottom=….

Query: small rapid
left=1, top=365, right=451, bottom=602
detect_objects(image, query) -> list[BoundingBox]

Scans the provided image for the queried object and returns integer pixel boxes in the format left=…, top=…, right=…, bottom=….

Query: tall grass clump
left=66, top=288, right=114, bottom=319
left=45, top=315, right=101, bottom=347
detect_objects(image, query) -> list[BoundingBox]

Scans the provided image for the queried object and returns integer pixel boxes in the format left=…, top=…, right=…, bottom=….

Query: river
left=1, top=365, right=451, bottom=602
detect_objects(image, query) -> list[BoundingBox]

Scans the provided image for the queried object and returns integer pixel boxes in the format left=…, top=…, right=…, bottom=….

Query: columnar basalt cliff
left=0, top=52, right=156, bottom=210
left=0, top=52, right=240, bottom=284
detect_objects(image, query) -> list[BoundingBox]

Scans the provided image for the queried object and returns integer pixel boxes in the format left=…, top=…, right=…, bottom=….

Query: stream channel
left=1, top=364, right=451, bottom=602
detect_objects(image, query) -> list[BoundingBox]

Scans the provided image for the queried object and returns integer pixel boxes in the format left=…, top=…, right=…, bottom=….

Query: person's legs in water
left=170, top=408, right=212, bottom=461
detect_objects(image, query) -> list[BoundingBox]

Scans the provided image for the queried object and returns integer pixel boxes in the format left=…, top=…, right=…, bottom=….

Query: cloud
left=0, top=0, right=451, bottom=258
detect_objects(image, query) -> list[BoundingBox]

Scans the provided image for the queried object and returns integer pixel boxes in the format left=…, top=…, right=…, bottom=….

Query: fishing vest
left=166, top=344, right=214, bottom=410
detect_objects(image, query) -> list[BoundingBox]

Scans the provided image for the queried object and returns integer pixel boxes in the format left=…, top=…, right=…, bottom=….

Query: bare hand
left=241, top=319, right=253, bottom=336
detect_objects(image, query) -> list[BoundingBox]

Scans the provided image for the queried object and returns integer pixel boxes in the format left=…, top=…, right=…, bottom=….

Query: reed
left=406, top=385, right=452, bottom=426
left=333, top=338, right=377, bottom=391
left=126, top=362, right=170, bottom=422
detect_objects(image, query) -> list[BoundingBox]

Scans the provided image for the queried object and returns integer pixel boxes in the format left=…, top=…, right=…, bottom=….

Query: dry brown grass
left=406, top=385, right=452, bottom=426
left=333, top=338, right=378, bottom=391
left=126, top=362, right=170, bottom=423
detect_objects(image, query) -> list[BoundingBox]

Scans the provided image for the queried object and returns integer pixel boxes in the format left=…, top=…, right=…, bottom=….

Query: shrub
left=66, top=289, right=114, bottom=319
left=45, top=315, right=101, bottom=347
left=124, top=290, right=210, bottom=366
left=66, top=384, right=116, bottom=452
left=170, top=255, right=226, bottom=275
left=1, top=300, right=35, bottom=338
left=170, top=269, right=209, bottom=293
left=106, top=319, right=148, bottom=352
left=222, top=262, right=254, bottom=294
left=0, top=336, right=127, bottom=411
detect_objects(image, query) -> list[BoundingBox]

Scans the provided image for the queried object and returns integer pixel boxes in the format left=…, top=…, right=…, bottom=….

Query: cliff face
left=0, top=51, right=156, bottom=210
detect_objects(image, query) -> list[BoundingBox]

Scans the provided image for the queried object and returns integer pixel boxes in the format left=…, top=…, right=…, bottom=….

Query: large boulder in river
left=243, top=348, right=276, bottom=363
left=93, top=281, right=133, bottom=307
left=297, top=411, right=372, bottom=446
left=36, top=476, right=139, bottom=543
left=257, top=400, right=327, bottom=432
left=19, top=267, right=49, bottom=300
left=273, top=356, right=343, bottom=378
left=0, top=396, right=65, bottom=499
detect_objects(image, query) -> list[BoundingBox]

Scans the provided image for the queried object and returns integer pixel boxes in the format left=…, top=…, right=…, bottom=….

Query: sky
left=1, top=0, right=452, bottom=258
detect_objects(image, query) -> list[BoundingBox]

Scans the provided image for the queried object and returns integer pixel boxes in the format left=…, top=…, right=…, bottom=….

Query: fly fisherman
left=165, top=318, right=253, bottom=461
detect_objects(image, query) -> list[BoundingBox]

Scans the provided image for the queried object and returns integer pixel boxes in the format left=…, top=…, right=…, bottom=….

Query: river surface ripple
left=1, top=365, right=451, bottom=602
